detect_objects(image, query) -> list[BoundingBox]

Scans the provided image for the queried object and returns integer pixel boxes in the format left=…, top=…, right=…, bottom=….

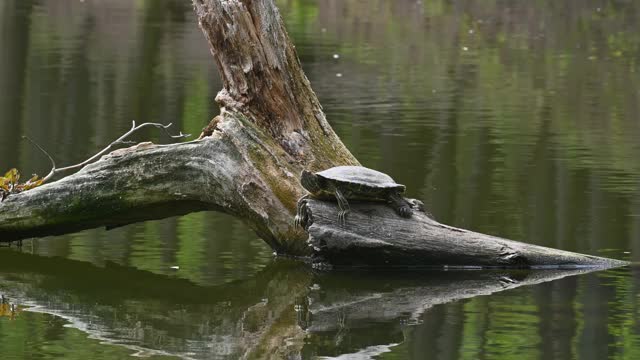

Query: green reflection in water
left=458, top=299, right=487, bottom=360
left=0, top=313, right=174, bottom=360
left=0, top=248, right=638, bottom=359
left=130, top=221, right=165, bottom=275
left=176, top=212, right=207, bottom=284
left=484, top=296, right=541, bottom=359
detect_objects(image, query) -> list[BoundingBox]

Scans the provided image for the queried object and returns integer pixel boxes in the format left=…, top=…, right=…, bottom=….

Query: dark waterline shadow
left=0, top=249, right=613, bottom=359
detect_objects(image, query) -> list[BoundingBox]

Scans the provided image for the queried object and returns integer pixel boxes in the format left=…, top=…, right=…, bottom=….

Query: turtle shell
left=316, top=166, right=405, bottom=193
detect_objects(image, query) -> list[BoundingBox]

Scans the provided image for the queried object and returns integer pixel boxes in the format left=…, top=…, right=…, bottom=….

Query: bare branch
left=24, top=122, right=190, bottom=183
left=160, top=125, right=189, bottom=139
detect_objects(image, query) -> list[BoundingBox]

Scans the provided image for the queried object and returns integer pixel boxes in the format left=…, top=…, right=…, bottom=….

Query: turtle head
left=300, top=170, right=322, bottom=195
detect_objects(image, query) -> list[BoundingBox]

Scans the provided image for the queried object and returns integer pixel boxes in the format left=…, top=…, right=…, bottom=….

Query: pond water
left=1, top=0, right=639, bottom=358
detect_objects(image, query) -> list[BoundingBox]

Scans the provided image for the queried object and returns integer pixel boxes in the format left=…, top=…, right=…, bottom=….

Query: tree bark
left=0, top=111, right=346, bottom=254
left=300, top=199, right=627, bottom=268
left=0, top=0, right=628, bottom=268
left=191, top=0, right=356, bottom=166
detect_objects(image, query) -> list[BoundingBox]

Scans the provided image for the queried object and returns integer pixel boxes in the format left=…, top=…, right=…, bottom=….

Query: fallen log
left=0, top=113, right=314, bottom=254
left=299, top=198, right=628, bottom=268
left=0, top=0, right=628, bottom=270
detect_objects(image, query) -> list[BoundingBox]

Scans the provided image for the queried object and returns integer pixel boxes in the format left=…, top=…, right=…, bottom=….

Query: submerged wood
left=300, top=198, right=628, bottom=268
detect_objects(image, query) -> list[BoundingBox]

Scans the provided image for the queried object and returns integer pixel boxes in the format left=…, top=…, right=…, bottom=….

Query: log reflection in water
left=0, top=250, right=601, bottom=359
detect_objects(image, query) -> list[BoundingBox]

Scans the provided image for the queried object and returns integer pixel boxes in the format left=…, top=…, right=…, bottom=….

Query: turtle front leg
left=388, top=193, right=413, bottom=218
left=334, top=188, right=350, bottom=226
left=294, top=194, right=310, bottom=228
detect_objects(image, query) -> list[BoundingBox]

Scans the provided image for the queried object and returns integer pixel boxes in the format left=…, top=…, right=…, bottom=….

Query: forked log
left=0, top=0, right=358, bottom=255
left=299, top=198, right=627, bottom=268
left=0, top=113, right=316, bottom=254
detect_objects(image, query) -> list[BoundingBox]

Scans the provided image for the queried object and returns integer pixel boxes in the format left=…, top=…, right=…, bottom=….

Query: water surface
left=0, top=0, right=639, bottom=358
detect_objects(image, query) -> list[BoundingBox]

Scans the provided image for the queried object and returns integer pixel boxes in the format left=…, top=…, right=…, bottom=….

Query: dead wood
left=299, top=198, right=627, bottom=268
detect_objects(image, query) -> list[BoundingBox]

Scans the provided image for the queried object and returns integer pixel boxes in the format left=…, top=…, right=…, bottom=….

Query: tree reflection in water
left=0, top=249, right=618, bottom=359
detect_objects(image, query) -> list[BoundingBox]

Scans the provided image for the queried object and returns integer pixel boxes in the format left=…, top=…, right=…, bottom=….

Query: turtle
left=294, top=165, right=417, bottom=226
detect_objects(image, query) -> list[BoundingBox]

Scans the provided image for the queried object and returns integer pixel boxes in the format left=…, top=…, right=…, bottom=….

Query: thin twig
left=25, top=122, right=190, bottom=183
left=22, top=135, right=57, bottom=181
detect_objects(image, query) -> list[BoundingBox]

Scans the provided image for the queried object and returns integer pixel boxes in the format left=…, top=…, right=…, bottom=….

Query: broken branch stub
left=192, top=0, right=357, bottom=169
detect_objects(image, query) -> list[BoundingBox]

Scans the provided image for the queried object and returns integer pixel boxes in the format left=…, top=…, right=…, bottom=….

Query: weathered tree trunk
left=0, top=0, right=628, bottom=268
left=0, top=0, right=357, bottom=255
